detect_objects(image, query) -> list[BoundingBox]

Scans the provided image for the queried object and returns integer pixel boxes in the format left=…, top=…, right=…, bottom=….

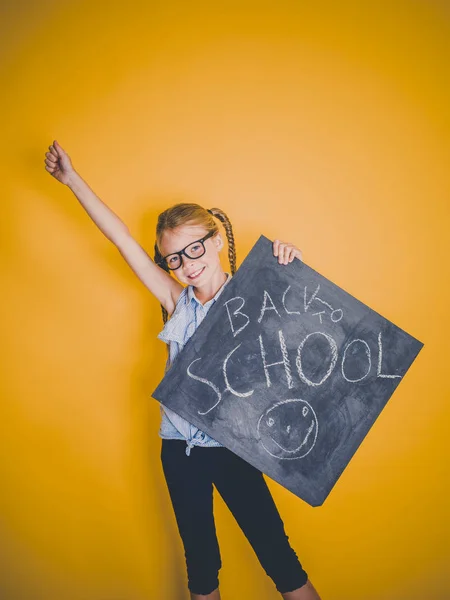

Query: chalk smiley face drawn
left=257, top=399, right=319, bottom=460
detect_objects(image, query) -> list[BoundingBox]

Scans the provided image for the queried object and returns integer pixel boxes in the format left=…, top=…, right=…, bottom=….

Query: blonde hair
left=154, top=203, right=237, bottom=323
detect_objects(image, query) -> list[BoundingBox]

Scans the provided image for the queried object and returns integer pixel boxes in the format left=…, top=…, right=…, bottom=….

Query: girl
left=44, top=140, right=322, bottom=600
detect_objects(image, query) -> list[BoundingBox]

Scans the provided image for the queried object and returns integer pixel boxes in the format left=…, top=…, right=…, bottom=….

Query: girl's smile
left=186, top=266, right=206, bottom=280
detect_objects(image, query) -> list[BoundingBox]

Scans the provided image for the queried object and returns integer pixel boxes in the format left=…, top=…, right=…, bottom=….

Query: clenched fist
left=44, top=140, right=75, bottom=185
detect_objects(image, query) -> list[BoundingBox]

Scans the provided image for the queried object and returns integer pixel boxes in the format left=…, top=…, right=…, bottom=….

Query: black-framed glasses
left=160, top=230, right=216, bottom=270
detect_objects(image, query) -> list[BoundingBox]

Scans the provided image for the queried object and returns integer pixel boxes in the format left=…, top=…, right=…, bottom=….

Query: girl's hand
left=44, top=140, right=76, bottom=185
left=273, top=239, right=303, bottom=265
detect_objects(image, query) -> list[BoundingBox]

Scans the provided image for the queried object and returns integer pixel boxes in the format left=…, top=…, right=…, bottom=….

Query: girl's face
left=159, top=224, right=224, bottom=286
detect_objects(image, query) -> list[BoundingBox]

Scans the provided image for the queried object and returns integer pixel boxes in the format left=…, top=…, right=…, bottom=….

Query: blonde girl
left=44, top=140, right=321, bottom=600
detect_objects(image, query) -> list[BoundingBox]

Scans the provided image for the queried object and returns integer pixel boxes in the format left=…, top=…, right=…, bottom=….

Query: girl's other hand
left=44, top=140, right=76, bottom=185
left=273, top=239, right=303, bottom=265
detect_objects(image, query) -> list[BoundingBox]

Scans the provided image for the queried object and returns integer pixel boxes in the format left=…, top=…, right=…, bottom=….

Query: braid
left=153, top=242, right=170, bottom=324
left=207, top=208, right=237, bottom=275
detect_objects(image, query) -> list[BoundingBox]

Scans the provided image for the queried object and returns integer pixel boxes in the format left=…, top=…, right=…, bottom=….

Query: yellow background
left=1, top=1, right=449, bottom=598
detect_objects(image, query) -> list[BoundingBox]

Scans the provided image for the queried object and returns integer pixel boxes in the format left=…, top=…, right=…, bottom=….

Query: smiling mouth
left=269, top=420, right=315, bottom=453
left=187, top=267, right=205, bottom=280
left=187, top=266, right=205, bottom=279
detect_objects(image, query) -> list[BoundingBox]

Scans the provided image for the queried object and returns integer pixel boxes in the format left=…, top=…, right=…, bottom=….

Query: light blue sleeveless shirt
left=157, top=273, right=232, bottom=455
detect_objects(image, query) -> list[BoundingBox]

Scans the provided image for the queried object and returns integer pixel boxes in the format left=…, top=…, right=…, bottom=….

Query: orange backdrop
left=1, top=1, right=449, bottom=598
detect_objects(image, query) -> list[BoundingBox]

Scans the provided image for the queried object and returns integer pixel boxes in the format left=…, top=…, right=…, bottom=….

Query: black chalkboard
left=152, top=235, right=424, bottom=506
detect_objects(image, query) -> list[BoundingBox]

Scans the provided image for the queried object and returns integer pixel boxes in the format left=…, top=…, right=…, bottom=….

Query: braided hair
left=206, top=208, right=237, bottom=276
left=154, top=203, right=237, bottom=324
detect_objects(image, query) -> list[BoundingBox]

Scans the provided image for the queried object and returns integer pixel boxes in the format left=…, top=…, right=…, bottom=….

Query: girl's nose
left=181, top=254, right=195, bottom=268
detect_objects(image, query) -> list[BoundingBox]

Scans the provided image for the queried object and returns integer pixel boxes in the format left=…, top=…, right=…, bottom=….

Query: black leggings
left=161, top=439, right=308, bottom=595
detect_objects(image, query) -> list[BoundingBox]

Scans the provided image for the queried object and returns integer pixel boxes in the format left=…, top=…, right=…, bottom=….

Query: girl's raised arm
left=45, top=140, right=183, bottom=316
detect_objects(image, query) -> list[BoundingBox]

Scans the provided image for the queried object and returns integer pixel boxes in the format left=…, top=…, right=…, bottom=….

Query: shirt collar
left=158, top=273, right=232, bottom=345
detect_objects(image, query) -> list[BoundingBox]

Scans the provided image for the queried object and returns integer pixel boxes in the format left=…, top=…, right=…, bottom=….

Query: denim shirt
left=157, top=273, right=232, bottom=455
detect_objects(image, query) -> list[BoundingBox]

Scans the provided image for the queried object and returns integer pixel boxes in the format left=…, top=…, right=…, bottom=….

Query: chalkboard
left=152, top=235, right=424, bottom=506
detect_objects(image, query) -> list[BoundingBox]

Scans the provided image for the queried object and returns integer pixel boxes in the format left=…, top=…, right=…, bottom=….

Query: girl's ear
left=214, top=233, right=224, bottom=251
